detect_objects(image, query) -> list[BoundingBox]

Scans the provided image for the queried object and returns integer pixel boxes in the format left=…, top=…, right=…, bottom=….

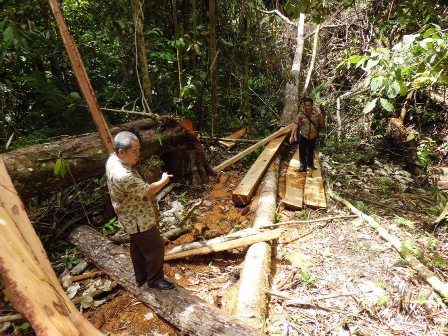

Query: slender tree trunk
left=290, top=13, right=306, bottom=99
left=242, top=15, right=251, bottom=129
left=302, top=23, right=321, bottom=96
left=209, top=0, right=218, bottom=136
left=190, top=0, right=198, bottom=71
left=131, top=0, right=152, bottom=110
left=172, top=0, right=185, bottom=109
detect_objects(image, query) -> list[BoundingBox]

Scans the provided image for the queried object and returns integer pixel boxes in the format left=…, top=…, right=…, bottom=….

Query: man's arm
left=289, top=122, right=298, bottom=143
left=145, top=172, right=173, bottom=199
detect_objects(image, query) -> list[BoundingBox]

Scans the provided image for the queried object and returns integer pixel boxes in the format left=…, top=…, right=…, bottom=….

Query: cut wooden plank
left=232, top=134, right=287, bottom=206
left=303, top=153, right=327, bottom=208
left=213, top=124, right=292, bottom=173
left=283, top=147, right=305, bottom=210
left=164, top=228, right=283, bottom=261
left=69, top=226, right=262, bottom=336
left=218, top=128, right=248, bottom=149
left=0, top=157, right=101, bottom=336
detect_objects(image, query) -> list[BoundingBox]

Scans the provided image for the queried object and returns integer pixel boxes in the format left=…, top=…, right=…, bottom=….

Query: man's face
left=304, top=101, right=313, bottom=114
left=118, top=140, right=140, bottom=166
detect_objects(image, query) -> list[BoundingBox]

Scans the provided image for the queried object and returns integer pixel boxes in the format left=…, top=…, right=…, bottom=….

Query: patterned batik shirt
left=106, top=153, right=157, bottom=234
left=294, top=108, right=323, bottom=140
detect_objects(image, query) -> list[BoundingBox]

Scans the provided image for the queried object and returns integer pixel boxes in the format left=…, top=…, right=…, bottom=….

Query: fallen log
left=164, top=228, right=283, bottom=261
left=0, top=156, right=101, bottom=335
left=218, top=128, right=249, bottom=149
left=328, top=189, right=448, bottom=301
left=233, top=158, right=279, bottom=329
left=69, top=225, right=263, bottom=336
left=4, top=117, right=211, bottom=199
left=166, top=227, right=273, bottom=255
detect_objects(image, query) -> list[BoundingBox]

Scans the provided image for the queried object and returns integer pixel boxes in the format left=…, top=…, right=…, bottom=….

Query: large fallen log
left=69, top=225, right=263, bottom=336
left=0, top=157, right=102, bottom=336
left=233, top=158, right=280, bottom=330
left=4, top=117, right=211, bottom=199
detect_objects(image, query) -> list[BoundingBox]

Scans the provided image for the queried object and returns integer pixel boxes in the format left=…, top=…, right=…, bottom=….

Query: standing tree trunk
left=242, top=13, right=251, bottom=130
left=302, top=23, right=321, bottom=96
left=290, top=13, right=306, bottom=99
left=131, top=0, right=152, bottom=110
left=172, top=0, right=185, bottom=109
left=0, top=157, right=102, bottom=335
left=209, top=0, right=218, bottom=136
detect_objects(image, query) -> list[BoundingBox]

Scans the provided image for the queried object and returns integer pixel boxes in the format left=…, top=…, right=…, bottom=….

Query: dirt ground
left=79, top=146, right=448, bottom=336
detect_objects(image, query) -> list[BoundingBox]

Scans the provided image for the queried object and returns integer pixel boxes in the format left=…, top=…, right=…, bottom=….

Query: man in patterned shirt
left=289, top=98, right=325, bottom=172
left=106, top=131, right=175, bottom=289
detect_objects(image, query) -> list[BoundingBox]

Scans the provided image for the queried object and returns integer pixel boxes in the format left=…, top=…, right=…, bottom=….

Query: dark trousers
left=298, top=134, right=317, bottom=168
left=129, top=225, right=165, bottom=286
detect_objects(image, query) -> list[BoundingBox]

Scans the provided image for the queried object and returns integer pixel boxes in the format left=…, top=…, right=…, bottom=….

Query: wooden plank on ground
left=213, top=124, right=292, bottom=173
left=303, top=153, right=327, bottom=208
left=165, top=228, right=283, bottom=261
left=218, top=128, right=248, bottom=149
left=232, top=134, right=287, bottom=206
left=283, top=147, right=306, bottom=210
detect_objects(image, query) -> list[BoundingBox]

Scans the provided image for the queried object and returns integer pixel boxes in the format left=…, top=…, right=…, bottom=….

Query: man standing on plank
left=289, top=98, right=325, bottom=172
left=106, top=131, right=175, bottom=289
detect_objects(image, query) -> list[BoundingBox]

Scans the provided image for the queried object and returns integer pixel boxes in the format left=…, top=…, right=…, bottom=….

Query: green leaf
left=54, top=158, right=62, bottom=177
left=380, top=98, right=394, bottom=112
left=347, top=55, right=362, bottom=64
left=364, top=58, right=380, bottom=71
left=363, top=98, right=377, bottom=114
left=387, top=80, right=402, bottom=98
left=370, top=76, right=384, bottom=92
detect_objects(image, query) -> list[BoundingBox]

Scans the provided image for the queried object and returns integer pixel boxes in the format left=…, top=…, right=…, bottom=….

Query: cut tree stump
left=232, top=134, right=287, bottom=206
left=69, top=226, right=263, bottom=336
left=218, top=128, right=248, bottom=149
left=234, top=158, right=280, bottom=330
left=213, top=124, right=292, bottom=173
left=303, top=153, right=327, bottom=208
left=0, top=156, right=101, bottom=336
left=283, top=147, right=305, bottom=210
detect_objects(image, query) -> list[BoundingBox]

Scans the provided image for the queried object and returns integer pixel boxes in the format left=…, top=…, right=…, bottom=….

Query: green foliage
left=274, top=212, right=282, bottom=222
left=355, top=201, right=369, bottom=212
left=61, top=247, right=80, bottom=270
left=348, top=25, right=448, bottom=115
left=102, top=217, right=122, bottom=236
left=299, top=268, right=315, bottom=285
left=178, top=191, right=189, bottom=205
left=400, top=240, right=421, bottom=257
left=394, top=216, right=414, bottom=228
left=417, top=137, right=436, bottom=167
left=54, top=158, right=70, bottom=178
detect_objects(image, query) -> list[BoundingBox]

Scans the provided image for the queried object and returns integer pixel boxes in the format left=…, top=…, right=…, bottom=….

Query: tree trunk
left=69, top=226, right=263, bottom=336
left=302, top=23, right=321, bottom=96
left=172, top=0, right=185, bottom=109
left=290, top=12, right=306, bottom=97
left=233, top=158, right=279, bottom=329
left=131, top=0, right=152, bottom=109
left=209, top=0, right=218, bottom=136
left=242, top=14, right=251, bottom=129
left=0, top=157, right=102, bottom=336
left=4, top=117, right=211, bottom=199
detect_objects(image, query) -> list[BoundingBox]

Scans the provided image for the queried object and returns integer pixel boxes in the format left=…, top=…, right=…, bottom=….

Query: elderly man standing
left=289, top=98, right=325, bottom=172
left=106, top=131, right=175, bottom=289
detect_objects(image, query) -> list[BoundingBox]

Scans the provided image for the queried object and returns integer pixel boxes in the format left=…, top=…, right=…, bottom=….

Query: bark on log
left=0, top=156, right=102, bottom=336
left=4, top=117, right=211, bottom=199
left=233, top=158, right=279, bottom=329
left=69, top=225, right=263, bottom=336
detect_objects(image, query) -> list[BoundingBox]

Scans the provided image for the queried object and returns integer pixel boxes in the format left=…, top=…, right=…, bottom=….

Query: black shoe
left=309, top=166, right=317, bottom=170
left=148, top=278, right=175, bottom=290
left=298, top=166, right=306, bottom=172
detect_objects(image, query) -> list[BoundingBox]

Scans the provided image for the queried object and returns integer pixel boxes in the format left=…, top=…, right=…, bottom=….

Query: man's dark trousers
left=130, top=225, right=165, bottom=286
left=298, top=134, right=317, bottom=169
